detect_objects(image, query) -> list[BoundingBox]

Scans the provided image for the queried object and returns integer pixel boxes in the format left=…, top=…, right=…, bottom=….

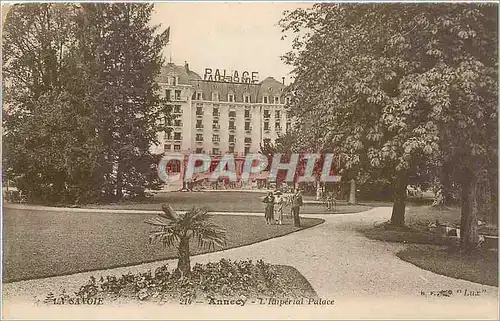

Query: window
left=196, top=134, right=203, bottom=142
left=212, top=148, right=219, bottom=155
left=168, top=160, right=181, bottom=172
left=173, top=77, right=178, bottom=86
left=244, top=137, right=251, bottom=144
left=264, top=121, right=269, bottom=131
left=229, top=110, right=236, bottom=118
left=174, top=144, right=181, bottom=151
left=244, top=94, right=250, bottom=103
left=274, top=96, right=280, bottom=104
left=174, top=132, right=181, bottom=140
left=228, top=93, right=235, bottom=102
left=263, top=110, right=270, bottom=118
left=212, top=92, right=220, bottom=101
left=212, top=135, right=220, bottom=142
left=229, top=135, right=235, bottom=143
left=196, top=92, right=203, bottom=100
left=165, top=131, right=172, bottom=139
left=164, top=144, right=171, bottom=151
left=196, top=106, right=203, bottom=115
left=196, top=120, right=203, bottom=128
left=244, top=109, right=250, bottom=118
left=174, top=119, right=181, bottom=126
left=245, top=122, right=251, bottom=131
left=196, top=148, right=203, bottom=153
left=264, top=138, right=271, bottom=145
left=213, top=120, right=219, bottom=129
left=275, top=110, right=281, bottom=119
left=165, top=89, right=171, bottom=101
left=213, top=107, right=219, bottom=117
left=229, top=120, right=235, bottom=130
left=275, top=122, right=281, bottom=131
left=286, top=97, right=291, bottom=104
left=286, top=122, right=291, bottom=131
left=229, top=146, right=235, bottom=153
left=244, top=147, right=250, bottom=155
left=174, top=105, right=181, bottom=113
left=174, top=90, right=181, bottom=100
left=263, top=96, right=269, bottom=104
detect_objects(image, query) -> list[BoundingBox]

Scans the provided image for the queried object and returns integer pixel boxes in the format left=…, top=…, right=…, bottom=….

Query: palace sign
left=203, top=68, right=259, bottom=84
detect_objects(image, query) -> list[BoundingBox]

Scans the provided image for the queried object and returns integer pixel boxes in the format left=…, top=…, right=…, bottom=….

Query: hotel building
left=152, top=62, right=292, bottom=156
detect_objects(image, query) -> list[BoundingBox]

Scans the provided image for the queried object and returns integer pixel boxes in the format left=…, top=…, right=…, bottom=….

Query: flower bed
left=42, top=259, right=318, bottom=305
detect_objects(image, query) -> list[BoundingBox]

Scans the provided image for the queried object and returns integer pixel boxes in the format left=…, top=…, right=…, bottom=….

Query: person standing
left=291, top=189, right=303, bottom=227
left=262, top=191, right=275, bottom=225
left=274, top=191, right=284, bottom=225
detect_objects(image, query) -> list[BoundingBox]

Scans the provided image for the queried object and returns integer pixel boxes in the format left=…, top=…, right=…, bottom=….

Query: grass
left=360, top=205, right=498, bottom=286
left=397, top=245, right=498, bottom=287
left=82, top=191, right=373, bottom=214
left=2, top=208, right=323, bottom=283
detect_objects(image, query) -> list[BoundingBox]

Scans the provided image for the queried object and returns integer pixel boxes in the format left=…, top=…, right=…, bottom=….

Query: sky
left=150, top=2, right=312, bottom=83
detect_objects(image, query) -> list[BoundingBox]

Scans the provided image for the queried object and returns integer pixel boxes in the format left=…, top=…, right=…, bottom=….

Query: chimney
left=282, top=77, right=285, bottom=85
left=185, top=61, right=189, bottom=72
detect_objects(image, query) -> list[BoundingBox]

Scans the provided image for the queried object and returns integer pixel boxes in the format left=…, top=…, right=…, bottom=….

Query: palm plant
left=145, top=204, right=227, bottom=278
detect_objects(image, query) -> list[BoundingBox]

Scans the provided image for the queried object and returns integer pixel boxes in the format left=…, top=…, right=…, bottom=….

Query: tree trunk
left=177, top=236, right=191, bottom=277
left=460, top=166, right=480, bottom=252
left=390, top=173, right=407, bottom=226
left=116, top=163, right=123, bottom=200
left=348, top=179, right=356, bottom=204
left=441, top=163, right=454, bottom=206
left=490, top=171, right=498, bottom=226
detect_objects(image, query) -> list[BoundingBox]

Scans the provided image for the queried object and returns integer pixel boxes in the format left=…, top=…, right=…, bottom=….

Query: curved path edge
left=2, top=206, right=498, bottom=320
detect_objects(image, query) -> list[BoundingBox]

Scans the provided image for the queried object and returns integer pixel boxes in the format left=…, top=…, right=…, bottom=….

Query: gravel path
left=3, top=207, right=498, bottom=319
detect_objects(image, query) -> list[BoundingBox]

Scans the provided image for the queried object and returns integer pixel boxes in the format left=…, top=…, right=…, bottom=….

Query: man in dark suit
left=291, top=189, right=303, bottom=227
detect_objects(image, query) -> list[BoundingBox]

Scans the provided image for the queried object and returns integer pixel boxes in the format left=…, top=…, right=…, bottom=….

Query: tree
left=74, top=3, right=170, bottom=201
left=145, top=204, right=227, bottom=277
left=2, top=4, right=98, bottom=204
left=3, top=3, right=171, bottom=204
left=280, top=4, right=497, bottom=234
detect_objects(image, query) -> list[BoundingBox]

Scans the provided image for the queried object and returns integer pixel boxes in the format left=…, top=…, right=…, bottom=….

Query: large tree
left=280, top=3, right=497, bottom=247
left=2, top=4, right=98, bottom=203
left=3, top=3, right=170, bottom=204
left=73, top=3, right=170, bottom=201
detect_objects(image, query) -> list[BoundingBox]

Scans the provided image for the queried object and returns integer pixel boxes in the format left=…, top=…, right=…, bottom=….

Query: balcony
left=196, top=126, right=204, bottom=132
left=195, top=139, right=203, bottom=144
left=212, top=140, right=220, bottom=146
left=212, top=125, right=220, bottom=132
left=229, top=141, right=235, bottom=146
left=212, top=113, right=220, bottom=120
left=196, top=113, right=204, bottom=119
left=245, top=128, right=252, bottom=135
left=228, top=126, right=236, bottom=133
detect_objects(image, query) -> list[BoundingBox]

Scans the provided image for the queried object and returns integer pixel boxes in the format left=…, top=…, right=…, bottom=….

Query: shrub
left=44, top=259, right=313, bottom=304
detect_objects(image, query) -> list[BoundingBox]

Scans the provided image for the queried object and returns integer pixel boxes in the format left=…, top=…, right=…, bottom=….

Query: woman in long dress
left=262, top=192, right=275, bottom=224
left=274, top=191, right=284, bottom=225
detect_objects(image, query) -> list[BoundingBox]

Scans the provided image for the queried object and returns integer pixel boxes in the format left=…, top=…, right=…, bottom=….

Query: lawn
left=397, top=245, right=498, bottom=287
left=82, top=191, right=373, bottom=214
left=2, top=208, right=323, bottom=283
left=360, top=205, right=498, bottom=286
